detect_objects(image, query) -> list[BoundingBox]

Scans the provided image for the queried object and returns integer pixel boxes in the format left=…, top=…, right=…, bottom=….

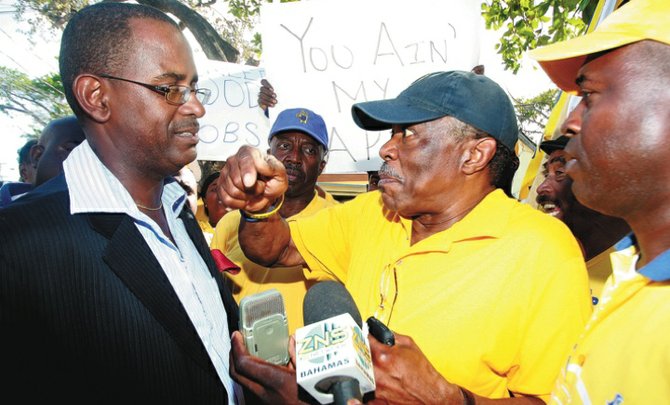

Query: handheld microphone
left=238, top=289, right=290, bottom=365
left=296, top=281, right=375, bottom=405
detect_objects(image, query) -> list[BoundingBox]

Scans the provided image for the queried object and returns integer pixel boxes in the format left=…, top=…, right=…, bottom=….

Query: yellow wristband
left=241, top=195, right=284, bottom=221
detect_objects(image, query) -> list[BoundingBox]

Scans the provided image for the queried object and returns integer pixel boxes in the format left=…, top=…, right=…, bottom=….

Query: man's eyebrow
left=154, top=72, right=196, bottom=83
left=549, top=155, right=567, bottom=165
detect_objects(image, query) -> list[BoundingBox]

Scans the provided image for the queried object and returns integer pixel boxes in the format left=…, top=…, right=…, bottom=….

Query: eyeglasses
left=374, top=263, right=398, bottom=325
left=99, top=74, right=212, bottom=106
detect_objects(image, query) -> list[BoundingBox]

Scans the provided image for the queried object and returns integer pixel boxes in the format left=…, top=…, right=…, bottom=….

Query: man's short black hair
left=457, top=122, right=519, bottom=197
left=488, top=141, right=520, bottom=197
left=59, top=2, right=179, bottom=117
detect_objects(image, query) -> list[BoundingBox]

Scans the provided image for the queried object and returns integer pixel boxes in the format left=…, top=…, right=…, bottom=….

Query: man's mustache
left=379, top=163, right=402, bottom=181
left=284, top=162, right=304, bottom=176
left=536, top=194, right=555, bottom=205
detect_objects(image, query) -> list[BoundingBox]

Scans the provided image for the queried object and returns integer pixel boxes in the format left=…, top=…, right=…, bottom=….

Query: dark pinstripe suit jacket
left=0, top=174, right=239, bottom=404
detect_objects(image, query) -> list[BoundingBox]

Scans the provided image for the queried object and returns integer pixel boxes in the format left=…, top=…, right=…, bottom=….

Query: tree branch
left=136, top=0, right=239, bottom=62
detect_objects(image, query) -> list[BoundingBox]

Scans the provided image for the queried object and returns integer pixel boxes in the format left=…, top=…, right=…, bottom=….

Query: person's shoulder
left=0, top=181, right=33, bottom=207
left=215, top=210, right=241, bottom=234
left=500, top=197, right=579, bottom=251
left=507, top=197, right=570, bottom=230
left=347, top=190, right=383, bottom=206
left=16, top=173, right=67, bottom=202
left=320, top=190, right=385, bottom=218
left=210, top=210, right=241, bottom=246
left=0, top=174, right=70, bottom=226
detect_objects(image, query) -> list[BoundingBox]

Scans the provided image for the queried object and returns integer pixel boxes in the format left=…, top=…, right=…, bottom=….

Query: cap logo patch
left=296, top=110, right=309, bottom=124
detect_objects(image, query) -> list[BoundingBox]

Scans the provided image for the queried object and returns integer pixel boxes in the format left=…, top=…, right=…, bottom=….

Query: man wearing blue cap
left=220, top=71, right=590, bottom=403
left=211, top=107, right=336, bottom=334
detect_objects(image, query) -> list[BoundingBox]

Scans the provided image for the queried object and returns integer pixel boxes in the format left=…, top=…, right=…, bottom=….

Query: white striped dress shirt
left=63, top=141, right=236, bottom=403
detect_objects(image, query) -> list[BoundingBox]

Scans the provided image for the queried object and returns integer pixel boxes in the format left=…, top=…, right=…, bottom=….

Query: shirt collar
left=445, top=189, right=511, bottom=241
left=394, top=188, right=511, bottom=247
left=63, top=140, right=185, bottom=217
left=615, top=233, right=670, bottom=282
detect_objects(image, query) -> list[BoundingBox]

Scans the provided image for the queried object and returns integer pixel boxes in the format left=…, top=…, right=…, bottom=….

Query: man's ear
left=19, top=164, right=28, bottom=182
left=462, top=137, right=497, bottom=175
left=73, top=74, right=110, bottom=123
left=318, top=159, right=327, bottom=176
left=29, top=144, right=45, bottom=168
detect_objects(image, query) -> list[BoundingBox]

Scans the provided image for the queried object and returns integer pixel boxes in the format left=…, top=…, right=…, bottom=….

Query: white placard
left=260, top=0, right=482, bottom=173
left=196, top=61, right=271, bottom=161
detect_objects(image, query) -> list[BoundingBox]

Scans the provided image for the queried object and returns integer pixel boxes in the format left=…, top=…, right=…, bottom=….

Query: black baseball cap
left=351, top=71, right=519, bottom=151
left=539, top=135, right=569, bottom=155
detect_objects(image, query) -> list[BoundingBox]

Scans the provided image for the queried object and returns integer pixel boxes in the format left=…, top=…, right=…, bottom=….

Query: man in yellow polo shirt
left=220, top=71, right=591, bottom=404
left=529, top=0, right=670, bottom=402
left=211, top=107, right=336, bottom=333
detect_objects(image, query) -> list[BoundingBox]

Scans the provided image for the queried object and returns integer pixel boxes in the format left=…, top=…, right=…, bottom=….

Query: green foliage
left=512, top=88, right=559, bottom=143
left=15, top=0, right=89, bottom=36
left=482, top=0, right=595, bottom=73
left=0, top=67, right=72, bottom=137
left=226, top=0, right=299, bottom=61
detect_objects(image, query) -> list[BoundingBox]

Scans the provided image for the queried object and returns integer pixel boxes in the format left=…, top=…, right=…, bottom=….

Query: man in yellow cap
left=530, top=0, right=670, bottom=402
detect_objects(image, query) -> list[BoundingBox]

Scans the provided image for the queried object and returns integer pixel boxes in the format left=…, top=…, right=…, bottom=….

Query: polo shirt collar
left=616, top=233, right=670, bottom=282
left=397, top=189, right=510, bottom=247
left=446, top=189, right=511, bottom=242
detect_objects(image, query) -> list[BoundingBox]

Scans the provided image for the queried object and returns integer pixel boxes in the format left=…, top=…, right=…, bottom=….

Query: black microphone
left=302, top=280, right=363, bottom=327
left=296, top=281, right=375, bottom=405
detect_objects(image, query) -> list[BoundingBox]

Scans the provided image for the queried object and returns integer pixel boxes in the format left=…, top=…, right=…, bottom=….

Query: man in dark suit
left=0, top=3, right=239, bottom=403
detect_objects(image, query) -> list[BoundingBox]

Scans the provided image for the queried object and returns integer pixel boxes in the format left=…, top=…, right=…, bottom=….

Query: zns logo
left=299, top=326, right=347, bottom=355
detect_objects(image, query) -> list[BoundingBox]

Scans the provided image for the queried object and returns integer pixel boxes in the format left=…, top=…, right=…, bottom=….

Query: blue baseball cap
left=269, top=108, right=329, bottom=150
left=351, top=71, right=519, bottom=151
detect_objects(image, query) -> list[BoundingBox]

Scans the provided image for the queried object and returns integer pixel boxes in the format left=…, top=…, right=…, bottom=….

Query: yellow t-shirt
left=196, top=198, right=214, bottom=246
left=549, top=237, right=670, bottom=404
left=290, top=189, right=592, bottom=400
left=211, top=191, right=338, bottom=334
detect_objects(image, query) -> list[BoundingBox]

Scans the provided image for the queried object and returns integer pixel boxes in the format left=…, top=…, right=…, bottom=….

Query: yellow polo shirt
left=289, top=189, right=591, bottom=400
left=211, top=191, right=338, bottom=334
left=549, top=235, right=670, bottom=404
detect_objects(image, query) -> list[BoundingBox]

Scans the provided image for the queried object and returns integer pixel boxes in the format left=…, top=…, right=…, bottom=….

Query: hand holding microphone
left=367, top=332, right=465, bottom=405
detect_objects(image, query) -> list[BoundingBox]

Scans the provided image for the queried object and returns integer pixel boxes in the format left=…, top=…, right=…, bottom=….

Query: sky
left=0, top=1, right=63, bottom=181
left=0, top=0, right=555, bottom=182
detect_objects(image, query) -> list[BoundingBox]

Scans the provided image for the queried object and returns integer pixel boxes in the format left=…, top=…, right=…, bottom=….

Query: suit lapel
left=88, top=213, right=215, bottom=374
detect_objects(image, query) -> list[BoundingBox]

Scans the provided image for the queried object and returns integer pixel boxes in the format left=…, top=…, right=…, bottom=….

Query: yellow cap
left=529, top=0, right=670, bottom=93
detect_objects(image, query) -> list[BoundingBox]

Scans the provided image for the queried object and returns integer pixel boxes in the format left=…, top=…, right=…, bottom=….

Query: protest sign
left=196, top=61, right=270, bottom=161
left=260, top=0, right=482, bottom=173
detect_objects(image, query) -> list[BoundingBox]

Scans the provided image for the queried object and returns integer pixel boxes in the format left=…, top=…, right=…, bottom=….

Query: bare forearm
left=239, top=214, right=303, bottom=268
left=369, top=335, right=546, bottom=405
